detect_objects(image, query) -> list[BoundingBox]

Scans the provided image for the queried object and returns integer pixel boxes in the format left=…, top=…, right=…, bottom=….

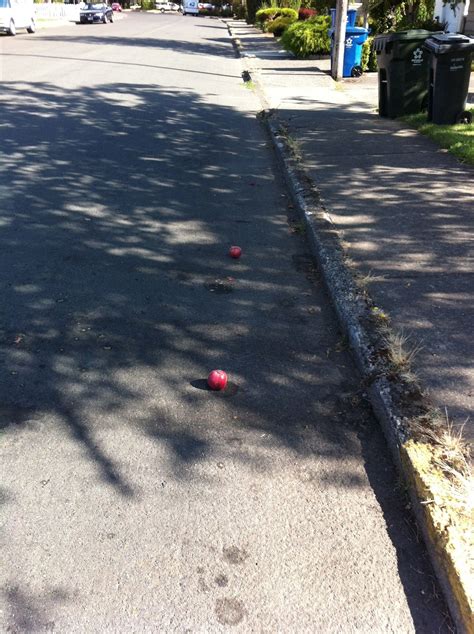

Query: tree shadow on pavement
left=2, top=585, right=71, bottom=632
left=277, top=100, right=474, bottom=438
left=35, top=33, right=236, bottom=57
left=0, top=79, right=361, bottom=492
left=0, top=80, right=452, bottom=630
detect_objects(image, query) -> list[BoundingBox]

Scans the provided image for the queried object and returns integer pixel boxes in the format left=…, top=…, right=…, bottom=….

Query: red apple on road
left=229, top=246, right=242, bottom=259
left=207, top=370, right=228, bottom=391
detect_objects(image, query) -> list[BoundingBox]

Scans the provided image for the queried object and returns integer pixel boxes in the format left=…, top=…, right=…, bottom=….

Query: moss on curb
left=402, top=441, right=474, bottom=631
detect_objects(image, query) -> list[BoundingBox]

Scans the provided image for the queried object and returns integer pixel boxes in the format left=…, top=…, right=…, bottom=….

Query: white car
left=0, top=0, right=35, bottom=35
left=155, top=1, right=179, bottom=11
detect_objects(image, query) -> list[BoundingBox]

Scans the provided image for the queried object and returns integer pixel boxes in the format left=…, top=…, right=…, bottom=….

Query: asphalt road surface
left=0, top=14, right=452, bottom=632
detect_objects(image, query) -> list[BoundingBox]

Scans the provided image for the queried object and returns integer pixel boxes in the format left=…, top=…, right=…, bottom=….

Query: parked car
left=0, top=0, right=35, bottom=36
left=198, top=2, right=214, bottom=9
left=111, top=2, right=122, bottom=10
left=79, top=2, right=114, bottom=22
left=155, top=1, right=179, bottom=11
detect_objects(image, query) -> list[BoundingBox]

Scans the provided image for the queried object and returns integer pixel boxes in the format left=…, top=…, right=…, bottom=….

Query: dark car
left=79, top=2, right=114, bottom=23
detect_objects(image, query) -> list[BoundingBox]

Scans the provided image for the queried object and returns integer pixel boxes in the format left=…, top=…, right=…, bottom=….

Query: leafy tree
left=362, top=0, right=440, bottom=34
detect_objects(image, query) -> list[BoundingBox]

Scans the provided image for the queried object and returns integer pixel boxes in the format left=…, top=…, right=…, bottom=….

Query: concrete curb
left=224, top=20, right=244, bottom=57
left=264, top=111, right=473, bottom=634
left=223, top=19, right=474, bottom=634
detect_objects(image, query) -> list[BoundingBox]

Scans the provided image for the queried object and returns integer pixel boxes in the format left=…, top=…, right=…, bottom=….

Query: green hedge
left=281, top=15, right=331, bottom=58
left=256, top=7, right=298, bottom=25
left=267, top=15, right=297, bottom=35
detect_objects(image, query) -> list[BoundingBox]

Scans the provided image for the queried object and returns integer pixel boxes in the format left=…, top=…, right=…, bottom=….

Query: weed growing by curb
left=276, top=123, right=303, bottom=161
left=411, top=412, right=473, bottom=520
left=384, top=330, right=423, bottom=380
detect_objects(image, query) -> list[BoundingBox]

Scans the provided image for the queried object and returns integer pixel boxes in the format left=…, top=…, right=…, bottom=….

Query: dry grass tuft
left=410, top=411, right=473, bottom=519
left=357, top=271, right=374, bottom=288
left=384, top=329, right=423, bottom=373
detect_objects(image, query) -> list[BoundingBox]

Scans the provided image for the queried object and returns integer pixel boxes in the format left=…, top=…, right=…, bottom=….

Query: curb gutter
left=264, top=113, right=473, bottom=634
left=223, top=19, right=473, bottom=633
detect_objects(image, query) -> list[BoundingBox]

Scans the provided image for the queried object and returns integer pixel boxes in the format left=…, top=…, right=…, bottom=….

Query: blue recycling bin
left=330, top=7, right=357, bottom=28
left=329, top=25, right=369, bottom=77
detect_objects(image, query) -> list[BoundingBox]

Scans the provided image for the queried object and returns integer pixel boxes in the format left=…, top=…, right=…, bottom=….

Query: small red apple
left=207, top=370, right=228, bottom=391
left=229, top=246, right=242, bottom=259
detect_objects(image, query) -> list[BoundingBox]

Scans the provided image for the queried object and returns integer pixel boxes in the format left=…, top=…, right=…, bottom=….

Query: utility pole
left=332, top=0, right=348, bottom=81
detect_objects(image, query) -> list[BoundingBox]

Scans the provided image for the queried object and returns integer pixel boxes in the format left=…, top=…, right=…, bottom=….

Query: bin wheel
left=351, top=65, right=363, bottom=78
left=456, top=111, right=472, bottom=125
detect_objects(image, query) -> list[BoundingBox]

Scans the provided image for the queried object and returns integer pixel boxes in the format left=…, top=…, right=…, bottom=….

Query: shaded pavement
left=228, top=20, right=474, bottom=442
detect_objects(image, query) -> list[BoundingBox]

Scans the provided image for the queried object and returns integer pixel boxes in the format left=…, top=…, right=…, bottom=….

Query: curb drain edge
left=263, top=113, right=473, bottom=634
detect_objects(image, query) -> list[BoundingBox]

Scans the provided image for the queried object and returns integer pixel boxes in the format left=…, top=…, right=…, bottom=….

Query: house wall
left=463, top=0, right=474, bottom=32
left=434, top=0, right=470, bottom=32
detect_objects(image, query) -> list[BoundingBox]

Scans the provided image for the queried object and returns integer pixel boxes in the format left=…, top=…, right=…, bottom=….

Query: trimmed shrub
left=281, top=15, right=330, bottom=57
left=267, top=15, right=297, bottom=35
left=276, top=7, right=298, bottom=19
left=256, top=7, right=297, bottom=26
left=256, top=8, right=275, bottom=25
left=298, top=7, right=317, bottom=20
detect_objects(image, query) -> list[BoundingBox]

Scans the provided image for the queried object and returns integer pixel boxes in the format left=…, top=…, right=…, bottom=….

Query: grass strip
left=402, top=110, right=474, bottom=165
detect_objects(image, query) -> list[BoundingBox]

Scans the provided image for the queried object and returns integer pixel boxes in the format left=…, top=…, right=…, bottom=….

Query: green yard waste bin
left=373, top=30, right=435, bottom=118
left=424, top=33, right=474, bottom=124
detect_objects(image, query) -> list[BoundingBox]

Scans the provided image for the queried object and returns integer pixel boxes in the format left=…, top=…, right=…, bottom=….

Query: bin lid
left=329, top=26, right=368, bottom=37
left=374, top=29, right=433, bottom=43
left=424, top=33, right=474, bottom=54
left=345, top=25, right=368, bottom=35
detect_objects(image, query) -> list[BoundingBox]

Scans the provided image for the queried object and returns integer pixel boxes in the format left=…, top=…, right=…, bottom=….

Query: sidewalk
left=228, top=21, right=474, bottom=443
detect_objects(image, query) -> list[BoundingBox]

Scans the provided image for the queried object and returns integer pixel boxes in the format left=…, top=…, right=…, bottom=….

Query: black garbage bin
left=374, top=29, right=435, bottom=118
left=424, top=33, right=474, bottom=124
